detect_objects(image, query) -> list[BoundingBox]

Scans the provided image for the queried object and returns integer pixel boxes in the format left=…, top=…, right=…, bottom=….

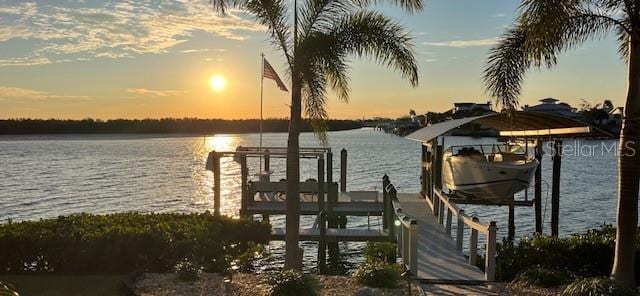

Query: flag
left=263, top=58, right=288, bottom=92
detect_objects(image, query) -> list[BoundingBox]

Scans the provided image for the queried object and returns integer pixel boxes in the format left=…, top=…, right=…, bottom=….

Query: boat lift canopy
left=405, top=111, right=611, bottom=143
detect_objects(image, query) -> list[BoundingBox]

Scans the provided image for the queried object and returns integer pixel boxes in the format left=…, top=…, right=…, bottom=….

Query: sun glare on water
left=209, top=75, right=226, bottom=91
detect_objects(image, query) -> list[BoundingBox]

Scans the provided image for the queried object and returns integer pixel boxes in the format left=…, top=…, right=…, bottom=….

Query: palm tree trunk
left=284, top=80, right=302, bottom=270
left=611, top=33, right=640, bottom=288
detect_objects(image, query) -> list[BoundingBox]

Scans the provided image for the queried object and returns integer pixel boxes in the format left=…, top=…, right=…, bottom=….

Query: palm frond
left=484, top=0, right=626, bottom=108
left=330, top=10, right=419, bottom=87
left=300, top=62, right=330, bottom=143
left=244, top=0, right=294, bottom=67
left=484, top=27, right=529, bottom=109
left=353, top=0, right=423, bottom=13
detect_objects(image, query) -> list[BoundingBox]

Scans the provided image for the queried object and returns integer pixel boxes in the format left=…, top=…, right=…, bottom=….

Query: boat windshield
left=447, top=144, right=527, bottom=156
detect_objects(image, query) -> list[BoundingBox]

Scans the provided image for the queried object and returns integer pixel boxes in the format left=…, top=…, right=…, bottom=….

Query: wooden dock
left=396, top=193, right=486, bottom=284
left=269, top=228, right=389, bottom=242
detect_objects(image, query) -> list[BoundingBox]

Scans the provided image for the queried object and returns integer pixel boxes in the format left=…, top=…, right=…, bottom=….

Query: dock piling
left=456, top=209, right=464, bottom=252
left=486, top=221, right=497, bottom=281
left=469, top=217, right=479, bottom=266
left=551, top=140, right=562, bottom=236
left=317, top=156, right=326, bottom=274
left=340, top=149, right=347, bottom=192
left=534, top=141, right=543, bottom=234
left=212, top=151, right=221, bottom=216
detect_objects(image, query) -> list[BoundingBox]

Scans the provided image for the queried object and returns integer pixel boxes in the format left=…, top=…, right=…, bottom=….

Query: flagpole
left=259, top=53, right=264, bottom=172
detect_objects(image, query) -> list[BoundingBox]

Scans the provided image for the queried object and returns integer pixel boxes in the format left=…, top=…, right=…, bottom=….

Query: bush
left=265, top=269, right=318, bottom=296
left=174, top=259, right=202, bottom=281
left=0, top=212, right=270, bottom=274
left=0, top=281, right=19, bottom=296
left=353, top=260, right=402, bottom=288
left=364, top=242, right=396, bottom=264
left=560, top=277, right=637, bottom=296
left=496, top=225, right=640, bottom=282
left=513, top=268, right=570, bottom=288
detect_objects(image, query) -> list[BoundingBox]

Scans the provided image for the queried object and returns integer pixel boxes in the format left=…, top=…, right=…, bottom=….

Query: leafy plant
left=364, top=242, right=396, bottom=264
left=174, top=259, right=202, bottom=282
left=265, top=269, right=318, bottom=296
left=560, top=277, right=637, bottom=296
left=496, top=225, right=640, bottom=282
left=353, top=260, right=402, bottom=288
left=0, top=212, right=270, bottom=274
left=513, top=268, right=570, bottom=288
left=0, top=281, right=19, bottom=296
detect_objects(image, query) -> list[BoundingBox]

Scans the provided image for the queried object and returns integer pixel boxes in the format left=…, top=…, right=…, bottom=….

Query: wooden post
left=409, top=220, right=418, bottom=273
left=421, top=145, right=428, bottom=196
left=446, top=208, right=453, bottom=236
left=425, top=147, right=433, bottom=200
left=340, top=149, right=347, bottom=192
left=456, top=209, right=464, bottom=252
left=551, top=140, right=562, bottom=236
left=508, top=203, right=515, bottom=241
left=382, top=175, right=390, bottom=229
left=388, top=186, right=397, bottom=241
left=213, top=151, right=221, bottom=216
left=469, top=217, right=479, bottom=266
left=486, top=221, right=497, bottom=282
left=327, top=151, right=335, bottom=227
left=318, top=156, right=326, bottom=274
left=262, top=150, right=271, bottom=222
left=240, top=154, right=249, bottom=219
left=438, top=201, right=445, bottom=224
left=534, top=141, right=543, bottom=234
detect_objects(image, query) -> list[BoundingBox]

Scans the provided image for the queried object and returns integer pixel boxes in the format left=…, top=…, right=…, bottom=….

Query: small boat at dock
left=442, top=144, right=538, bottom=200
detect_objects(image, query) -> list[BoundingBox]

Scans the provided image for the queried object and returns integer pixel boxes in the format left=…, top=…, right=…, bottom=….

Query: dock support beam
left=317, top=157, right=326, bottom=274
left=340, top=149, right=347, bottom=192
left=534, top=141, right=543, bottom=234
left=240, top=154, right=249, bottom=219
left=469, top=217, right=478, bottom=266
left=508, top=203, right=515, bottom=241
left=212, top=151, right=221, bottom=216
left=456, top=209, right=464, bottom=253
left=382, top=175, right=390, bottom=229
left=551, top=140, right=562, bottom=236
left=486, top=221, right=497, bottom=281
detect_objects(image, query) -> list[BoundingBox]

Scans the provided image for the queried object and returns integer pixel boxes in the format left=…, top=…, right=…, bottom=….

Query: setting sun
left=209, top=75, right=226, bottom=91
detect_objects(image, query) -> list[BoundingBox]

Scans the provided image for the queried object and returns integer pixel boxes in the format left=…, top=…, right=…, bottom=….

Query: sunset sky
left=0, top=0, right=628, bottom=119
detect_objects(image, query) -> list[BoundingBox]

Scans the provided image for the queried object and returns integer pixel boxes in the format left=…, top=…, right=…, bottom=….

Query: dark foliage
left=0, top=212, right=270, bottom=274
left=174, top=259, right=202, bottom=282
left=560, top=277, right=638, bottom=296
left=513, top=268, right=570, bottom=288
left=496, top=225, right=640, bottom=282
left=265, top=269, right=318, bottom=296
left=363, top=242, right=396, bottom=264
left=353, top=260, right=401, bottom=288
left=0, top=118, right=362, bottom=135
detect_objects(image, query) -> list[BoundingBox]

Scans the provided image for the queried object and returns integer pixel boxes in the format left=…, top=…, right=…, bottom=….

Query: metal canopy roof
left=405, top=111, right=611, bottom=143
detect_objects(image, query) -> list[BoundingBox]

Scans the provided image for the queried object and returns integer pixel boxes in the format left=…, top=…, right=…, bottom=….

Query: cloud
left=181, top=49, right=210, bottom=53
left=0, top=86, right=90, bottom=101
left=423, top=37, right=500, bottom=48
left=126, top=88, right=186, bottom=97
left=0, top=1, right=262, bottom=66
left=494, top=13, right=506, bottom=18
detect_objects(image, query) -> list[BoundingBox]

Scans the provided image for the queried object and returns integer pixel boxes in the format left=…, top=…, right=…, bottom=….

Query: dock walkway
left=396, top=193, right=486, bottom=284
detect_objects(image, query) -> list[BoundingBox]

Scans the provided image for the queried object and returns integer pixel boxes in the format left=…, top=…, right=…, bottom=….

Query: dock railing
left=429, top=189, right=497, bottom=281
left=382, top=176, right=418, bottom=275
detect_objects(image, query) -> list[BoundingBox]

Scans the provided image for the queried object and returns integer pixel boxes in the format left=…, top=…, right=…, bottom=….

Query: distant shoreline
left=0, top=118, right=363, bottom=135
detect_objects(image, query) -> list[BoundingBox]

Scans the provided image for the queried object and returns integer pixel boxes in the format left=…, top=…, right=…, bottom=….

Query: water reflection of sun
left=206, top=135, right=238, bottom=152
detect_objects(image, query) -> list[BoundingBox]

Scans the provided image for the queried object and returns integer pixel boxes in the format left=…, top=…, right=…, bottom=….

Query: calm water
left=0, top=129, right=621, bottom=269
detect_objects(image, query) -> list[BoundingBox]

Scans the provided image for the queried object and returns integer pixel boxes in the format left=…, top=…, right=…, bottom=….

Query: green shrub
left=265, top=269, right=318, bottom=296
left=560, top=277, right=637, bottom=296
left=0, top=212, right=270, bottom=274
left=513, top=268, right=570, bottom=288
left=496, top=225, right=640, bottom=282
left=353, top=260, right=402, bottom=288
left=174, top=259, right=202, bottom=281
left=364, top=242, right=396, bottom=264
left=0, top=281, right=19, bottom=296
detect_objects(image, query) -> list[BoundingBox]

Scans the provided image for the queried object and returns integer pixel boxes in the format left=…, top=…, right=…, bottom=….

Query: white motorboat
left=442, top=144, right=538, bottom=200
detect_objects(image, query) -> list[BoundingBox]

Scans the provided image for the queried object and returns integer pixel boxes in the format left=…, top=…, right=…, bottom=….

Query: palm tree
left=484, top=0, right=640, bottom=288
left=211, top=0, right=420, bottom=269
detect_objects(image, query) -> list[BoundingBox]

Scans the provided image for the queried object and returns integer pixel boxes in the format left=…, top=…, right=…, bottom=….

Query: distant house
left=523, top=98, right=580, bottom=119
left=451, top=101, right=495, bottom=119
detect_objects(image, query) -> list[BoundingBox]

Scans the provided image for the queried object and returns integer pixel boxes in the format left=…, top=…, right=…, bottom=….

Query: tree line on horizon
left=0, top=118, right=363, bottom=134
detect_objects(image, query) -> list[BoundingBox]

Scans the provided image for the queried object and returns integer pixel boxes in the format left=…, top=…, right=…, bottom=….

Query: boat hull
left=443, top=155, right=538, bottom=199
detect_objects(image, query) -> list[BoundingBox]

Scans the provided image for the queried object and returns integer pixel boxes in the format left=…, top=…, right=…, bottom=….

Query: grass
left=0, top=275, right=127, bottom=296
